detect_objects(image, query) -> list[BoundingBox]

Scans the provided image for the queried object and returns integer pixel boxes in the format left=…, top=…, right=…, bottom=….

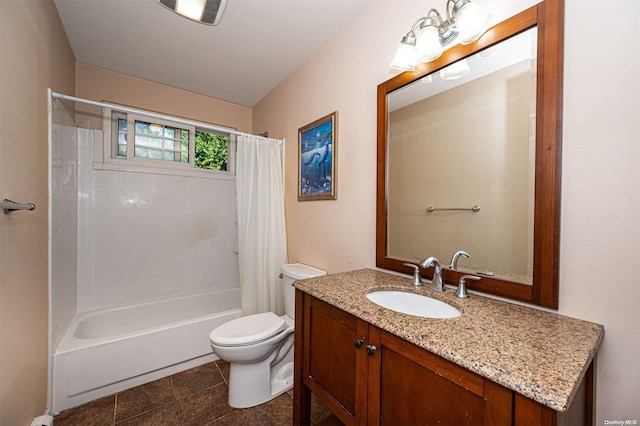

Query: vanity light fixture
left=157, top=0, right=228, bottom=25
left=389, top=0, right=491, bottom=71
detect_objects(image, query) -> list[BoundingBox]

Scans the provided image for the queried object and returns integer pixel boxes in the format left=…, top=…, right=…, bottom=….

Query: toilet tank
left=281, top=263, right=327, bottom=318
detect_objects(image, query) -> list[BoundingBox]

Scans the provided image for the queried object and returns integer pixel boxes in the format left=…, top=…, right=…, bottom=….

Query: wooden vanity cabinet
left=367, top=327, right=515, bottom=425
left=294, top=291, right=368, bottom=424
left=294, top=291, right=568, bottom=426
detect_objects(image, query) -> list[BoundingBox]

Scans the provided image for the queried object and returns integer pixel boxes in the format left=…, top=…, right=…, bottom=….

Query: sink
left=366, top=291, right=461, bottom=319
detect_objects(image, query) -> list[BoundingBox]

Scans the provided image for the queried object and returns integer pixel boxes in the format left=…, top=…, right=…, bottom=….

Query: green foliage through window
left=195, top=131, right=228, bottom=171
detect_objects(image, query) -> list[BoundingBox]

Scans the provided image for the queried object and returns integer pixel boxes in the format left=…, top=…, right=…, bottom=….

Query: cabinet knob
left=354, top=338, right=365, bottom=348
left=365, top=345, right=377, bottom=356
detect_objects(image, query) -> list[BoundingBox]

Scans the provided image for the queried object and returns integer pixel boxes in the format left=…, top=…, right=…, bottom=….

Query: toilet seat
left=209, top=312, right=287, bottom=347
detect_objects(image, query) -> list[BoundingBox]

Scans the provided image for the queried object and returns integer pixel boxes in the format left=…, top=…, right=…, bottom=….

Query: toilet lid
left=210, top=312, right=287, bottom=346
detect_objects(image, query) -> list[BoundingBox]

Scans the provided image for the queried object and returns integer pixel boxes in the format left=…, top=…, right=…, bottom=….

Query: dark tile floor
left=54, top=360, right=342, bottom=426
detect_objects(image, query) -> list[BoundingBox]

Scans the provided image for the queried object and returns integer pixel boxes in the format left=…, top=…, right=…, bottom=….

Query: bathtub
left=52, top=288, right=241, bottom=414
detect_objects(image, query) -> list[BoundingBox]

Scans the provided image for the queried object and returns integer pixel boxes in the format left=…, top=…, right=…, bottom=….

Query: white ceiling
left=54, top=0, right=374, bottom=107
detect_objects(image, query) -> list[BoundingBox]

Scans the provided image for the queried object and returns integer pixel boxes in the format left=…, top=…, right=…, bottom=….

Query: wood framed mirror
left=376, top=0, right=563, bottom=309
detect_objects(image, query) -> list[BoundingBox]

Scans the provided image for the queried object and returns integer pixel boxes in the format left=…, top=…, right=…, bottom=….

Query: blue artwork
left=299, top=118, right=334, bottom=197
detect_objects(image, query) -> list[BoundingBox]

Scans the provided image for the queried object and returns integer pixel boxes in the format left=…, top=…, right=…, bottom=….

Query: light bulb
left=390, top=43, right=417, bottom=71
left=176, top=0, right=206, bottom=21
left=455, top=2, right=491, bottom=44
left=415, top=24, right=443, bottom=63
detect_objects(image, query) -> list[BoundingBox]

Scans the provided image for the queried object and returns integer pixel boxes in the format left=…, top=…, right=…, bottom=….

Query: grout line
left=112, top=393, right=118, bottom=425
left=168, top=372, right=185, bottom=425
left=207, top=410, right=241, bottom=425
left=113, top=401, right=180, bottom=425
left=214, top=360, right=229, bottom=385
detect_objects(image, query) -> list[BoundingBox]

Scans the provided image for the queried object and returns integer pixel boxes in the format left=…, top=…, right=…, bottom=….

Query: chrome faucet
left=449, top=250, right=470, bottom=270
left=403, top=263, right=422, bottom=286
left=421, top=256, right=444, bottom=292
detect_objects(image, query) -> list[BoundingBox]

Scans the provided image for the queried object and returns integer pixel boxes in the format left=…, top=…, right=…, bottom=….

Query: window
left=107, top=110, right=234, bottom=176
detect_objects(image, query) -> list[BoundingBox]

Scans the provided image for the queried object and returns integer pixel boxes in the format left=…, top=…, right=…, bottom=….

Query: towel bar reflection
left=426, top=205, right=480, bottom=213
left=2, top=199, right=36, bottom=214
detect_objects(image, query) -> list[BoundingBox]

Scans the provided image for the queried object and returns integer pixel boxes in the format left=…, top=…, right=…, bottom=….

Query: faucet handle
left=403, top=263, right=423, bottom=286
left=454, top=275, right=481, bottom=298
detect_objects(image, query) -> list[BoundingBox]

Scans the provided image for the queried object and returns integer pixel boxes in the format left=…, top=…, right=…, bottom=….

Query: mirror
left=376, top=1, right=563, bottom=308
left=388, top=27, right=537, bottom=284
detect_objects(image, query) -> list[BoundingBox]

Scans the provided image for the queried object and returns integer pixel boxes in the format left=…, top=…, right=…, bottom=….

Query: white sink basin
left=366, top=291, right=461, bottom=319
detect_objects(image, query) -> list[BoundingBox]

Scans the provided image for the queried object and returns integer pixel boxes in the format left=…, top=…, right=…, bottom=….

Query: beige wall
left=253, top=0, right=640, bottom=421
left=75, top=63, right=252, bottom=133
left=0, top=0, right=76, bottom=424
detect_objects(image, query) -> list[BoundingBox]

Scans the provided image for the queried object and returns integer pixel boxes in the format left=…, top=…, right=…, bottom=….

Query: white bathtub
left=52, top=288, right=241, bottom=414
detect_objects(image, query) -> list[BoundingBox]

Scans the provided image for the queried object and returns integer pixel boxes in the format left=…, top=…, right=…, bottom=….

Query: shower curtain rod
left=50, top=91, right=282, bottom=143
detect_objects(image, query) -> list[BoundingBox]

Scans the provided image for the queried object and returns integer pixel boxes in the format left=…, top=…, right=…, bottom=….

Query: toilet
left=209, top=263, right=327, bottom=408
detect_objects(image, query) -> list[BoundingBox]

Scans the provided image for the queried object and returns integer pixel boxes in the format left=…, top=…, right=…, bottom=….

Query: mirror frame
left=376, top=0, right=563, bottom=309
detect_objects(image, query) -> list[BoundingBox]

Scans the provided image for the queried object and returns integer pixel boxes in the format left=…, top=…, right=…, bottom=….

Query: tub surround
left=294, top=268, right=603, bottom=413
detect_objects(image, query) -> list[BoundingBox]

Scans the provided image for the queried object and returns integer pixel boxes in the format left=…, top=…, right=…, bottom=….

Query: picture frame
left=298, top=111, right=337, bottom=201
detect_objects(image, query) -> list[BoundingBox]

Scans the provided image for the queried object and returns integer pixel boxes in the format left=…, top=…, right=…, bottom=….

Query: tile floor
left=54, top=360, right=341, bottom=426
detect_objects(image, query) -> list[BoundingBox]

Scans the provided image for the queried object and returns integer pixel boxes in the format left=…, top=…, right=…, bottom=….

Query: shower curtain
left=236, top=134, right=288, bottom=316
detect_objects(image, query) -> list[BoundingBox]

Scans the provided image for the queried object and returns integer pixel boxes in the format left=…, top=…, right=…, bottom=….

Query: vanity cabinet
left=293, top=291, right=588, bottom=426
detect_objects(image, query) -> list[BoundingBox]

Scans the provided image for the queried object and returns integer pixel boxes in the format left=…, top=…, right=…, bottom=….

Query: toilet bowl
left=209, top=263, right=327, bottom=408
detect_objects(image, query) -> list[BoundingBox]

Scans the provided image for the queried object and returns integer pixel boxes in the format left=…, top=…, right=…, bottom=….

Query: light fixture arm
left=400, top=8, right=448, bottom=45
left=433, top=3, right=459, bottom=46
left=445, top=0, right=458, bottom=22
left=425, top=8, right=446, bottom=27
left=400, top=16, right=430, bottom=45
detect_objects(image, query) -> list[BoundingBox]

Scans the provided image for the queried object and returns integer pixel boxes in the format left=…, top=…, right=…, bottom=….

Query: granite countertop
left=294, top=268, right=604, bottom=412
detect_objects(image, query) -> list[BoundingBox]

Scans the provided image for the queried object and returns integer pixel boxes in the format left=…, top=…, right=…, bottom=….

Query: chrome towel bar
left=426, top=205, right=480, bottom=213
left=1, top=199, right=36, bottom=214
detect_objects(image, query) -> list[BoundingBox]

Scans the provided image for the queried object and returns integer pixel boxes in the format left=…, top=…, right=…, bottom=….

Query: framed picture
left=298, top=111, right=337, bottom=201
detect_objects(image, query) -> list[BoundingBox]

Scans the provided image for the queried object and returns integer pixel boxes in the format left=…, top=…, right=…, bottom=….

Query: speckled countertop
left=294, top=268, right=604, bottom=412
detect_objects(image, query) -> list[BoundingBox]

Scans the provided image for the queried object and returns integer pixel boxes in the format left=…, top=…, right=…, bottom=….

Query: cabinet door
left=303, top=296, right=368, bottom=425
left=368, top=328, right=513, bottom=426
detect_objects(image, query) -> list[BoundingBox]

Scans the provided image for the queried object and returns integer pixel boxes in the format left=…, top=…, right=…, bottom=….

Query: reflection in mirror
left=387, top=28, right=537, bottom=284
left=377, top=1, right=564, bottom=308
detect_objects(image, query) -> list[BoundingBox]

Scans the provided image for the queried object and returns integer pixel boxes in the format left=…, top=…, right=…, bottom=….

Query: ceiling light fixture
left=157, top=0, right=228, bottom=25
left=390, top=0, right=491, bottom=71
